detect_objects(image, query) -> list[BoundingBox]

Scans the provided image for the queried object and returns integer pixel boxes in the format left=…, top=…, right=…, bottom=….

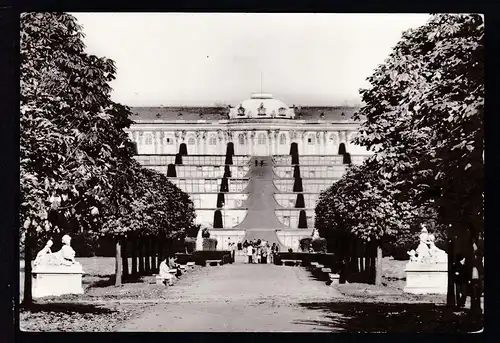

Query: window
left=238, top=134, right=245, bottom=145
left=166, top=136, right=173, bottom=145
left=310, top=170, right=316, bottom=177
left=209, top=136, right=217, bottom=145
left=188, top=137, right=195, bottom=145
left=258, top=133, right=266, bottom=145
left=308, top=134, right=315, bottom=145
left=144, top=134, right=153, bottom=145
left=279, top=133, right=286, bottom=145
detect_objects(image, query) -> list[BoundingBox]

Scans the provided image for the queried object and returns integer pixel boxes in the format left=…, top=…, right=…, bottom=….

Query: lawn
left=19, top=257, right=160, bottom=301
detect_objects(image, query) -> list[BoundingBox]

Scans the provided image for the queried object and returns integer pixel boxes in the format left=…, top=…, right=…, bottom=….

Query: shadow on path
left=20, top=302, right=115, bottom=315
left=294, top=301, right=483, bottom=333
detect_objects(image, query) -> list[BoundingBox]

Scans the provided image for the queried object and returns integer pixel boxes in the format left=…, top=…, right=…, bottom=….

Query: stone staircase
left=236, top=156, right=286, bottom=249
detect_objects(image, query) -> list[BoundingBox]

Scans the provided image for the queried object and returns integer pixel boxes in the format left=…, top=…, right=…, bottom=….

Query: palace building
left=126, top=93, right=372, bottom=251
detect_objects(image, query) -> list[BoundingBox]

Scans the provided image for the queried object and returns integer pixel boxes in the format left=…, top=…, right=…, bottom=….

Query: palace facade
left=126, top=93, right=371, bottom=251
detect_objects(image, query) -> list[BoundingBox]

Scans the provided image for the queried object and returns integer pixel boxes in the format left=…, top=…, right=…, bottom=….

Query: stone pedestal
left=404, top=262, right=447, bottom=294
left=32, top=263, right=84, bottom=298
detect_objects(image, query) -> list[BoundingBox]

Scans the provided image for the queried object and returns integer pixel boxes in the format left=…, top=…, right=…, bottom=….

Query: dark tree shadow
left=20, top=302, right=115, bottom=314
left=86, top=274, right=147, bottom=288
left=293, top=302, right=483, bottom=333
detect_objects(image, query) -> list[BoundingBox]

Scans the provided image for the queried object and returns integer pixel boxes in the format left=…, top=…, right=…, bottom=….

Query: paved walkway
left=118, top=263, right=345, bottom=332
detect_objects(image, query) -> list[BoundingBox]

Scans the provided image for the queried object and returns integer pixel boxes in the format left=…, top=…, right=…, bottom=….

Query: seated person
left=159, top=258, right=174, bottom=286
left=168, top=256, right=182, bottom=278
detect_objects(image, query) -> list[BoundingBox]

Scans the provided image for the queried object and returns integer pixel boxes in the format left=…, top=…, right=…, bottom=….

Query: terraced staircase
left=236, top=156, right=286, bottom=249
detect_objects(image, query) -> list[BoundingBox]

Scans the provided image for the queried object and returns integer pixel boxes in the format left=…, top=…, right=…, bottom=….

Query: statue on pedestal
left=34, top=234, right=82, bottom=268
left=407, top=224, right=447, bottom=264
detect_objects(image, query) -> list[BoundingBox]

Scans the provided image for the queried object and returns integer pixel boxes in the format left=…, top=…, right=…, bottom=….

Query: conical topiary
left=225, top=153, right=233, bottom=165
left=179, top=143, right=188, bottom=156
left=213, top=210, right=223, bottom=228
left=223, top=165, right=232, bottom=177
left=298, top=210, right=308, bottom=229
left=293, top=177, right=303, bottom=192
left=175, top=153, right=183, bottom=165
left=220, top=177, right=229, bottom=192
left=293, top=165, right=301, bottom=178
left=295, top=193, right=305, bottom=208
left=290, top=142, right=298, bottom=156
left=216, top=193, right=225, bottom=208
left=343, top=152, right=352, bottom=165
left=226, top=142, right=235, bottom=157
left=166, top=164, right=177, bottom=177
left=338, top=143, right=346, bottom=155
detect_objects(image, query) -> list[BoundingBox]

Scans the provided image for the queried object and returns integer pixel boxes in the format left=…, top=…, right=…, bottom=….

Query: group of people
left=242, top=239, right=279, bottom=264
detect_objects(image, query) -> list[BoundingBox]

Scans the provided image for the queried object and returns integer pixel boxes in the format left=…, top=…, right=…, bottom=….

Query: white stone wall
left=276, top=230, right=314, bottom=252
left=208, top=230, right=246, bottom=251
left=190, top=193, right=248, bottom=209
left=195, top=209, right=248, bottom=228
left=126, top=127, right=372, bottom=158
left=275, top=209, right=315, bottom=229
left=274, top=193, right=319, bottom=209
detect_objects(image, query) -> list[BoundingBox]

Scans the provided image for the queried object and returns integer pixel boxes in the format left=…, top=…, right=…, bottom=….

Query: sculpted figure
left=33, top=239, right=54, bottom=266
left=415, top=225, right=431, bottom=262
left=428, top=233, right=448, bottom=263
left=52, top=235, right=77, bottom=266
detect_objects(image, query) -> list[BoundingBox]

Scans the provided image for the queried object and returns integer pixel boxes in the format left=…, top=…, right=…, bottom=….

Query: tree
left=353, top=14, right=483, bottom=308
left=21, top=13, right=137, bottom=303
left=20, top=13, right=197, bottom=295
left=315, top=156, right=435, bottom=285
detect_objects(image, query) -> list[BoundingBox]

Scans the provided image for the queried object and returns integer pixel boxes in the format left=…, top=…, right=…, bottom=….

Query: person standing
left=454, top=254, right=471, bottom=308
left=247, top=245, right=253, bottom=264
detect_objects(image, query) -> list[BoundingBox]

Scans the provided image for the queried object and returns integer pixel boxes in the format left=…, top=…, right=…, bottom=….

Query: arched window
left=279, top=133, right=287, bottom=145
left=188, top=137, right=195, bottom=145
left=307, top=134, right=315, bottom=145
left=209, top=135, right=217, bottom=145
left=144, top=133, right=153, bottom=145
left=258, top=133, right=266, bottom=145
left=238, top=133, right=245, bottom=145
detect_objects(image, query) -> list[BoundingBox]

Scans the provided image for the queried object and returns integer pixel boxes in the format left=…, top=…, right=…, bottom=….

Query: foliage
left=184, top=237, right=196, bottom=253
left=20, top=12, right=196, bottom=298
left=202, top=238, right=217, bottom=251
left=202, top=228, right=211, bottom=238
left=353, top=14, right=483, bottom=243
left=311, top=238, right=327, bottom=253
left=299, top=237, right=313, bottom=251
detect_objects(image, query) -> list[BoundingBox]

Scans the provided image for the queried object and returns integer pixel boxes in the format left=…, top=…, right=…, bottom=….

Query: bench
left=206, top=259, right=222, bottom=266
left=328, top=273, right=340, bottom=285
left=281, top=259, right=302, bottom=266
left=155, top=275, right=174, bottom=286
left=186, top=262, right=195, bottom=269
left=179, top=265, right=187, bottom=271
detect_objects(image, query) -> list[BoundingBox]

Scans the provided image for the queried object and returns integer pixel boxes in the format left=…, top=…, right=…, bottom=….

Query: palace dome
left=229, top=93, right=295, bottom=119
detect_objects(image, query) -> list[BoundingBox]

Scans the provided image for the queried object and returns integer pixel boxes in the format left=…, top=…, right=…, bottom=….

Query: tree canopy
left=21, top=13, right=196, bottom=301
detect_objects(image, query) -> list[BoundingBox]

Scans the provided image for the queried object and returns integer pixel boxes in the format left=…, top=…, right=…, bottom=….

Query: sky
left=72, top=13, right=431, bottom=107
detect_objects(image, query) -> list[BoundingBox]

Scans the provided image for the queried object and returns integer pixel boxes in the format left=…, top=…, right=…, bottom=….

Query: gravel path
left=118, top=263, right=345, bottom=332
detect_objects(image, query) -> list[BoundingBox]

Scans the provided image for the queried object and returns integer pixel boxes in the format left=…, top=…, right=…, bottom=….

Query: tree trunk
left=115, top=237, right=122, bottom=286
left=145, top=236, right=151, bottom=274
left=446, top=236, right=456, bottom=308
left=375, top=242, right=383, bottom=286
left=23, top=227, right=34, bottom=305
left=131, top=237, right=138, bottom=276
left=470, top=237, right=482, bottom=315
left=138, top=237, right=145, bottom=275
left=122, top=237, right=129, bottom=279
left=157, top=238, right=164, bottom=269
left=150, top=237, right=157, bottom=273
